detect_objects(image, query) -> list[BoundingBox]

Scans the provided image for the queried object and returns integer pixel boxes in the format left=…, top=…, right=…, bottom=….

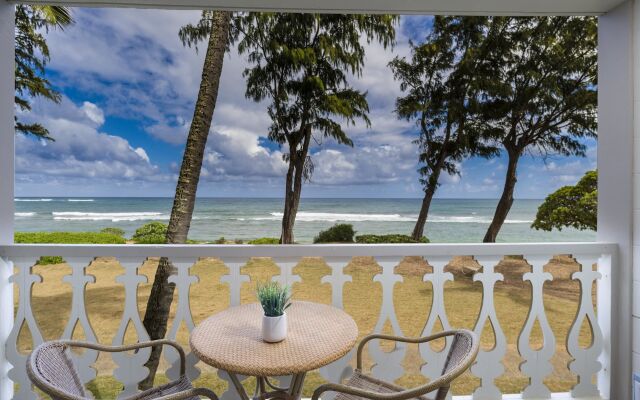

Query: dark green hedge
left=313, top=224, right=355, bottom=243
left=355, top=234, right=429, bottom=244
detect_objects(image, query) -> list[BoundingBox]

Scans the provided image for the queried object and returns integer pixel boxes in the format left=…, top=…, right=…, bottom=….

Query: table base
left=227, top=372, right=307, bottom=400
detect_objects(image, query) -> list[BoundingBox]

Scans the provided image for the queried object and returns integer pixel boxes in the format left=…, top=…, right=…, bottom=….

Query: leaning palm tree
left=139, top=10, right=234, bottom=389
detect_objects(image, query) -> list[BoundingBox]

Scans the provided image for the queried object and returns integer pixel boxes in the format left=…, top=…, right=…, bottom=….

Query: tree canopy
left=474, top=16, right=597, bottom=241
left=532, top=170, right=597, bottom=232
left=15, top=5, right=73, bottom=140
left=389, top=17, right=498, bottom=239
left=235, top=13, right=397, bottom=243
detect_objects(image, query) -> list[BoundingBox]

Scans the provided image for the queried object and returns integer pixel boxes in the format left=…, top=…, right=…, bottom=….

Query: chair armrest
left=356, top=330, right=458, bottom=369
left=154, top=387, right=219, bottom=400
left=60, top=339, right=187, bottom=376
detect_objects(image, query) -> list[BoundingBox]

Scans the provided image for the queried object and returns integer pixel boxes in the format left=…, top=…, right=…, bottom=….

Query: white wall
left=598, top=2, right=634, bottom=399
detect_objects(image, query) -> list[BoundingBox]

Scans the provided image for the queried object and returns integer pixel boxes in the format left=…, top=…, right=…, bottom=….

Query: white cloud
left=16, top=97, right=167, bottom=186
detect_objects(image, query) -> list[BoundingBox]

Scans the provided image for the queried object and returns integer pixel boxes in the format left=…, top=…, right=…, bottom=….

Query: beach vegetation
left=100, top=227, right=126, bottom=237
left=132, top=222, right=168, bottom=244
left=532, top=170, right=597, bottom=232
left=389, top=17, right=498, bottom=242
left=236, top=13, right=397, bottom=244
left=15, top=5, right=73, bottom=140
left=476, top=17, right=597, bottom=242
left=355, top=234, right=429, bottom=244
left=313, top=224, right=356, bottom=243
left=248, top=237, right=280, bottom=245
left=15, top=231, right=126, bottom=265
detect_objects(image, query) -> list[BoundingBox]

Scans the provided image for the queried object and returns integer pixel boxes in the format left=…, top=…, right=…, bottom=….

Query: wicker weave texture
left=190, top=301, right=358, bottom=376
left=27, top=342, right=88, bottom=400
left=335, top=371, right=433, bottom=400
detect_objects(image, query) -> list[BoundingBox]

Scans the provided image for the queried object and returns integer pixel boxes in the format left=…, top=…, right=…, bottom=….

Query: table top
left=190, top=301, right=358, bottom=377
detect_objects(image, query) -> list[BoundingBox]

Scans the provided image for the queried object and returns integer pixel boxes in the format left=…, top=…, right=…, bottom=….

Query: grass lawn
left=15, top=255, right=594, bottom=398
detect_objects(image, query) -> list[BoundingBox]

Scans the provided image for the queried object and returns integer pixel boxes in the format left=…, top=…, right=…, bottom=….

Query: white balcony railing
left=0, top=242, right=617, bottom=400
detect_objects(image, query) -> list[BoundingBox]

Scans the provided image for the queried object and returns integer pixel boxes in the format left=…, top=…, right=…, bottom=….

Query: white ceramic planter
left=262, top=313, right=287, bottom=343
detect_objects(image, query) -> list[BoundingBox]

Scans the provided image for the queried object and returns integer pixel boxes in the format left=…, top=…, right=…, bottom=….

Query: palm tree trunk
left=139, top=10, right=231, bottom=389
left=483, top=150, right=519, bottom=243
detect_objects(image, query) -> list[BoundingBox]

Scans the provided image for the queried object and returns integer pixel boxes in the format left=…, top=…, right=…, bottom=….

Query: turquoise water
left=14, top=197, right=596, bottom=243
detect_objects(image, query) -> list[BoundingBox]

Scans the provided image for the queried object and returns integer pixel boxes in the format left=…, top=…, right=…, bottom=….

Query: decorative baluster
left=61, top=257, right=99, bottom=385
left=420, top=258, right=453, bottom=389
left=472, top=256, right=506, bottom=400
left=6, top=257, right=42, bottom=400
left=111, top=257, right=150, bottom=399
left=370, top=258, right=405, bottom=382
left=320, top=259, right=354, bottom=385
left=272, top=260, right=301, bottom=286
left=219, top=258, right=250, bottom=400
left=567, top=255, right=603, bottom=397
left=165, top=258, right=200, bottom=381
left=220, top=258, right=250, bottom=307
left=518, top=255, right=555, bottom=399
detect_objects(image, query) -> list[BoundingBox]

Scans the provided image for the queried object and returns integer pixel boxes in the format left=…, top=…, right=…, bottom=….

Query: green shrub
left=248, top=237, right=280, bottom=245
left=355, top=234, right=429, bottom=244
left=313, top=224, right=355, bottom=243
left=36, top=256, right=65, bottom=265
left=215, top=236, right=227, bottom=244
left=100, top=227, right=126, bottom=237
left=15, top=231, right=127, bottom=265
left=131, top=222, right=167, bottom=244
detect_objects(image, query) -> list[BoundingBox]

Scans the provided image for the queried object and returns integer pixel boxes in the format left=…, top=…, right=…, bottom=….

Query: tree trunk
left=411, top=171, right=440, bottom=241
left=483, top=150, right=519, bottom=243
left=139, top=11, right=231, bottom=390
left=280, top=126, right=311, bottom=244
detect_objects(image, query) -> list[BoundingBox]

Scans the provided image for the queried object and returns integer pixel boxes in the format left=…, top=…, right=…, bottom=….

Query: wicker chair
left=27, top=339, right=218, bottom=400
left=312, top=329, right=478, bottom=400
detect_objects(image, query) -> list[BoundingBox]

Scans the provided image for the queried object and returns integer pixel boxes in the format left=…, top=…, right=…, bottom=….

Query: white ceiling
left=10, top=0, right=627, bottom=15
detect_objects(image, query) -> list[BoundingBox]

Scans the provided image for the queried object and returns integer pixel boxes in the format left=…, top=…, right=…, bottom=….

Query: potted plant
left=256, top=281, right=291, bottom=343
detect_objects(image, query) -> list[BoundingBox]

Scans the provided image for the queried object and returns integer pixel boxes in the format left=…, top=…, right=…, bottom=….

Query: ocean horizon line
left=14, top=196, right=546, bottom=201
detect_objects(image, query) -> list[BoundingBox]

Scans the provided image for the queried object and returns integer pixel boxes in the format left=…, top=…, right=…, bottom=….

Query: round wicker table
left=190, top=301, right=358, bottom=400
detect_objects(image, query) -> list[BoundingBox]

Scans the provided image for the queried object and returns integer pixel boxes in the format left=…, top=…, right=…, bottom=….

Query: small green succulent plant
left=256, top=281, right=291, bottom=317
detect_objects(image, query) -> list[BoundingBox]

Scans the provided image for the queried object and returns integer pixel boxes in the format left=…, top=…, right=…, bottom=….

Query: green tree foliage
left=313, top=224, right=356, bottom=243
left=236, top=13, right=397, bottom=243
left=15, top=5, right=73, bottom=140
left=532, top=170, right=597, bottom=232
left=389, top=17, right=498, bottom=241
left=476, top=17, right=597, bottom=242
left=132, top=222, right=168, bottom=244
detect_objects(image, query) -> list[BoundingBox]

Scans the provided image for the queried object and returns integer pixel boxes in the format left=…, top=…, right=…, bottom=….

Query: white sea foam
left=68, top=199, right=94, bottom=202
left=247, top=212, right=532, bottom=224
left=52, top=212, right=169, bottom=222
left=251, top=212, right=416, bottom=222
left=428, top=215, right=532, bottom=224
left=15, top=212, right=36, bottom=217
left=16, top=198, right=52, bottom=202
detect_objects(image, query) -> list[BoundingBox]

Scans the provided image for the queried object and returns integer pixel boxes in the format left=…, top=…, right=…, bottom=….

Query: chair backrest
left=433, top=330, right=478, bottom=400
left=27, top=341, right=89, bottom=400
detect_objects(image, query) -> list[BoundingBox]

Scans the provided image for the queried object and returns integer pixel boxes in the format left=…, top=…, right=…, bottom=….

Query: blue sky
left=15, top=10, right=597, bottom=199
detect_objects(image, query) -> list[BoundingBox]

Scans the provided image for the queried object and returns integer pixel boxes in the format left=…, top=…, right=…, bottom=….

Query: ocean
left=14, top=197, right=596, bottom=243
